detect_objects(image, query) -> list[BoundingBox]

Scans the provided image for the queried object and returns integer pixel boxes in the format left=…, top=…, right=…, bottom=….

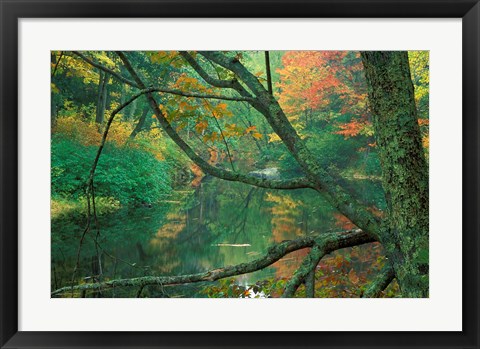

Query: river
left=51, top=175, right=385, bottom=297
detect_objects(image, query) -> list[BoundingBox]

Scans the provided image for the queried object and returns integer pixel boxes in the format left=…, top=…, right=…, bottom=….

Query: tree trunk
left=361, top=51, right=429, bottom=297
left=95, top=70, right=108, bottom=124
left=265, top=51, right=273, bottom=95
left=51, top=52, right=59, bottom=123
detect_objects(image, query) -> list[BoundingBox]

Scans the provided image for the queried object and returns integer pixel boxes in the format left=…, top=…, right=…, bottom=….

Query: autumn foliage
left=276, top=51, right=371, bottom=141
left=50, top=50, right=428, bottom=299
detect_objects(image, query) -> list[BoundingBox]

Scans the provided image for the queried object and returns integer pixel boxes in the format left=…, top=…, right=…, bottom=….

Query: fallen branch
left=362, top=263, right=395, bottom=298
left=281, top=244, right=324, bottom=298
left=70, top=87, right=158, bottom=294
left=51, top=229, right=374, bottom=297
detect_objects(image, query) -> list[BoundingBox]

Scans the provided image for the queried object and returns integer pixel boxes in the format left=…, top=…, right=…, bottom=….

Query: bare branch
left=52, top=229, right=374, bottom=297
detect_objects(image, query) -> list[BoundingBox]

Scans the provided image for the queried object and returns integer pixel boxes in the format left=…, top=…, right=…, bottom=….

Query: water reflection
left=52, top=175, right=385, bottom=297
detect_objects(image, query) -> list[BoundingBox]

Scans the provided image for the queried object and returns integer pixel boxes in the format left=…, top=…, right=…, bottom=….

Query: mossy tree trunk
left=361, top=52, right=429, bottom=297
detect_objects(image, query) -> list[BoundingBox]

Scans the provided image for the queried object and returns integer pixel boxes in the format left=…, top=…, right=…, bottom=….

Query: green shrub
left=51, top=135, right=172, bottom=206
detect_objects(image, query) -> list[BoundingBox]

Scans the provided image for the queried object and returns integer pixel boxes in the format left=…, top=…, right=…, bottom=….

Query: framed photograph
left=1, top=0, right=478, bottom=348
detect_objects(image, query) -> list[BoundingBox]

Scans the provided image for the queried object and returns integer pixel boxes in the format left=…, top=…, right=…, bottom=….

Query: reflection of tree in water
left=51, top=173, right=390, bottom=297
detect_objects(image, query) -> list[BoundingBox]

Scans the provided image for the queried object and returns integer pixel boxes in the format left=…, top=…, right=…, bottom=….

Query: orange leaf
left=195, top=120, right=208, bottom=133
left=217, top=103, right=228, bottom=110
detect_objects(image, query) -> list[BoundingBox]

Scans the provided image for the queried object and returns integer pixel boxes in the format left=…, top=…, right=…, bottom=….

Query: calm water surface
left=51, top=176, right=384, bottom=297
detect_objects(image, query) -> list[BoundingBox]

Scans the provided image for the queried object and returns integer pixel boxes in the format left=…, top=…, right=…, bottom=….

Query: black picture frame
left=1, top=0, right=478, bottom=348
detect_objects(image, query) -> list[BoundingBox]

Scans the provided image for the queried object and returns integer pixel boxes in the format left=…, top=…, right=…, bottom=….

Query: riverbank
left=51, top=195, right=120, bottom=220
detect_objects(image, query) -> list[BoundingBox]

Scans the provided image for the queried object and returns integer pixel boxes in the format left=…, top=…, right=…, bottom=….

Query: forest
left=50, top=50, right=429, bottom=298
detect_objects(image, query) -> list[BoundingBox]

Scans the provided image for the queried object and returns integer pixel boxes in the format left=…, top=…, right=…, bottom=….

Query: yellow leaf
left=51, top=83, right=60, bottom=94
left=268, top=133, right=281, bottom=143
left=252, top=132, right=263, bottom=140
left=422, top=136, right=429, bottom=149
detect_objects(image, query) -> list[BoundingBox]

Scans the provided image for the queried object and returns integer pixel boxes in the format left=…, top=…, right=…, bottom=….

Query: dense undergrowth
left=51, top=116, right=189, bottom=217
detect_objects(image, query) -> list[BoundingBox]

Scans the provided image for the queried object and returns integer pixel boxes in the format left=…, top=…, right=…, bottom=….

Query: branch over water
left=52, top=229, right=375, bottom=297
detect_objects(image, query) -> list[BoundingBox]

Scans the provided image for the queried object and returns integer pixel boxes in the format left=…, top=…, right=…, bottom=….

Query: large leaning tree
left=52, top=50, right=429, bottom=298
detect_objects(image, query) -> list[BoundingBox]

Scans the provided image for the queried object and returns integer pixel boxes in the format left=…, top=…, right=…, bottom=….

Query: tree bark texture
left=73, top=51, right=430, bottom=298
left=265, top=51, right=273, bottom=95
left=361, top=51, right=429, bottom=297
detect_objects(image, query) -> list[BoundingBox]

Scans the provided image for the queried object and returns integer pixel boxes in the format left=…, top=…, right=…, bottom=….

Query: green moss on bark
left=361, top=52, right=429, bottom=297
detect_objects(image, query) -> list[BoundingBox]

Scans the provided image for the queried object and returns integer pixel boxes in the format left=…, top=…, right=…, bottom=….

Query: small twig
left=91, top=183, right=103, bottom=279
